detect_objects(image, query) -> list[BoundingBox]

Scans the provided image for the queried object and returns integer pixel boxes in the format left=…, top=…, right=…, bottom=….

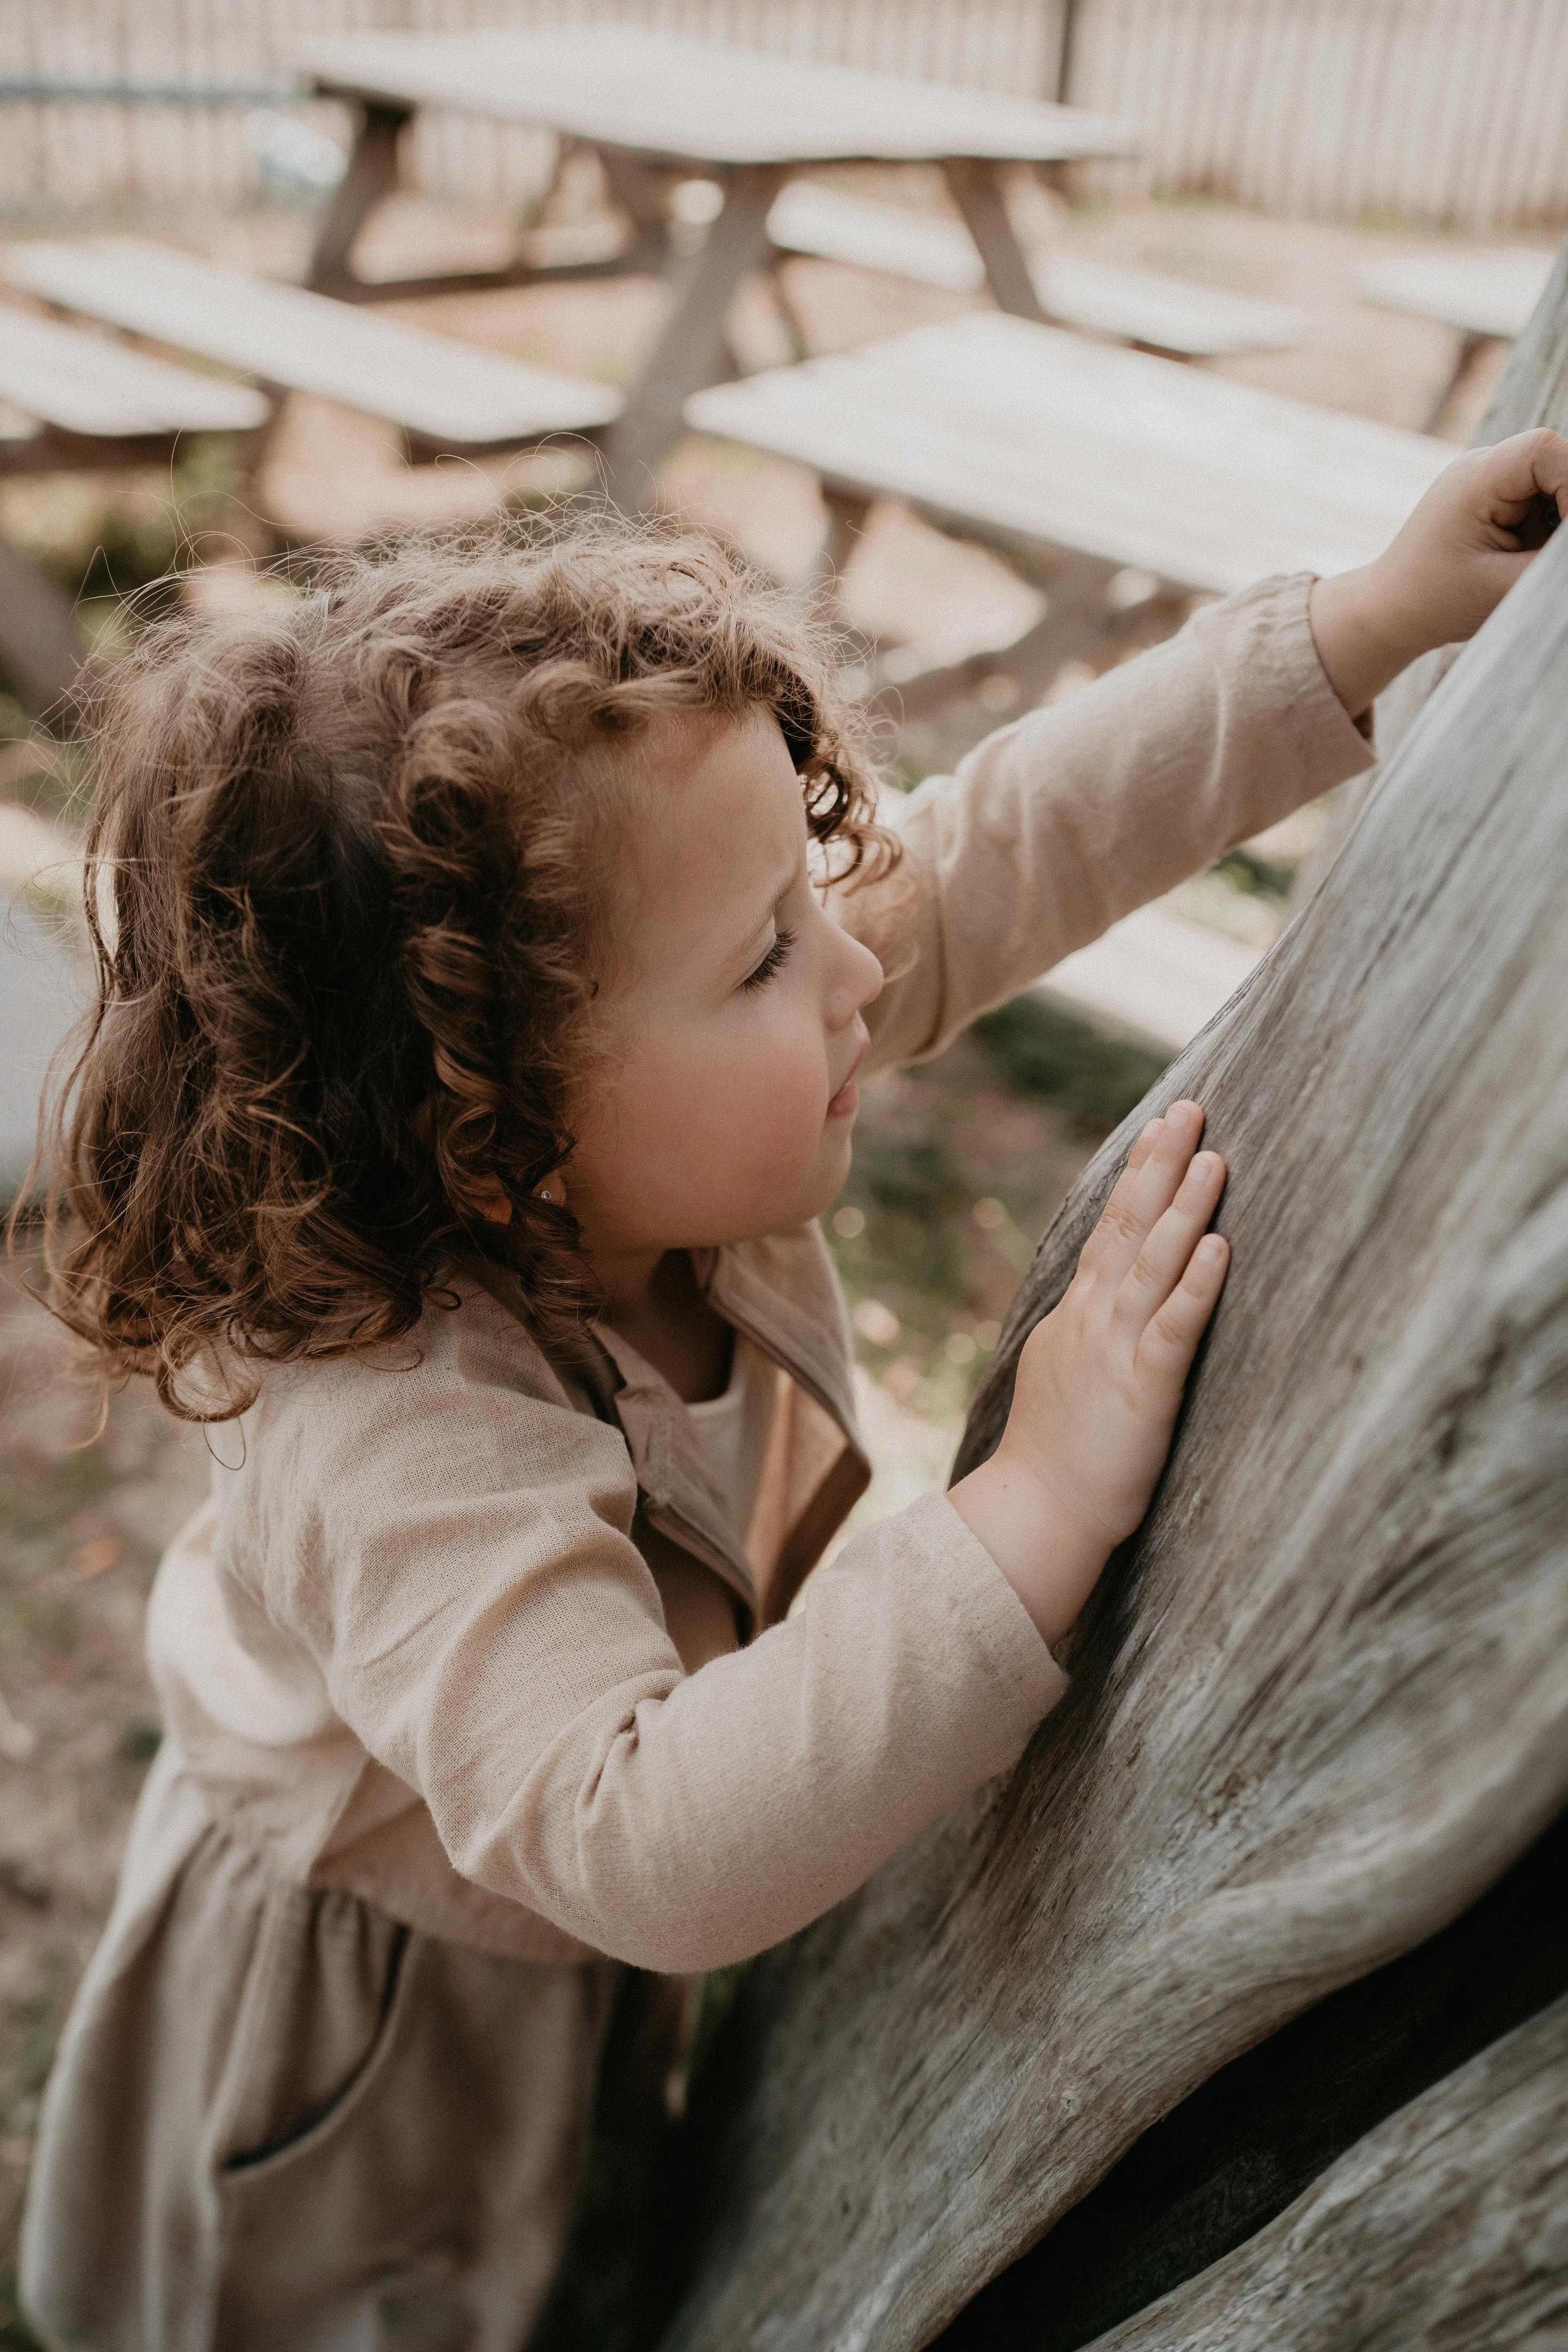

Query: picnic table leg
left=602, top=163, right=789, bottom=510
left=808, top=488, right=873, bottom=605
left=941, top=159, right=1047, bottom=324
left=593, top=146, right=679, bottom=277
left=875, top=547, right=1118, bottom=720
left=762, top=258, right=812, bottom=365
left=1426, top=329, right=1493, bottom=435
left=306, top=100, right=414, bottom=297
left=0, top=535, right=85, bottom=717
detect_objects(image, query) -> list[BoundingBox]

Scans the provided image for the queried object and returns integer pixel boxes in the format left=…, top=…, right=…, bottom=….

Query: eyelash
left=740, top=926, right=796, bottom=993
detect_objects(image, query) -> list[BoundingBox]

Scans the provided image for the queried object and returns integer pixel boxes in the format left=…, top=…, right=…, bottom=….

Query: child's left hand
left=1309, top=427, right=1568, bottom=719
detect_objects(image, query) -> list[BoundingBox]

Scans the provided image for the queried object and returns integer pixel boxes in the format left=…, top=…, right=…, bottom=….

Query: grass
left=823, top=993, right=1171, bottom=1423
left=0, top=1955, right=67, bottom=2352
left=971, top=994, right=1170, bottom=1141
left=0, top=1450, right=112, bottom=1667
left=0, top=439, right=250, bottom=711
left=0, top=1955, right=67, bottom=2154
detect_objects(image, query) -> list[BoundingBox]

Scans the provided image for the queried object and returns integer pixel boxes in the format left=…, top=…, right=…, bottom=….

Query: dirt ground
left=0, top=1247, right=210, bottom=2338
left=0, top=166, right=1553, bottom=2340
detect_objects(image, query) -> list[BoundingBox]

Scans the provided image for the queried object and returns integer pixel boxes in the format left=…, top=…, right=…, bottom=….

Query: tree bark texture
left=1083, top=1994, right=1568, bottom=2352
left=655, top=251, right=1568, bottom=2352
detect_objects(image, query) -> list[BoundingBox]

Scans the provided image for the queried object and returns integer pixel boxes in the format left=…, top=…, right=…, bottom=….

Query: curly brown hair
left=32, top=510, right=894, bottom=1419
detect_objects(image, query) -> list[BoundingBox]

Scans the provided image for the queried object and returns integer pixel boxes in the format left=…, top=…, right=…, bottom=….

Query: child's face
left=563, top=708, right=884, bottom=1271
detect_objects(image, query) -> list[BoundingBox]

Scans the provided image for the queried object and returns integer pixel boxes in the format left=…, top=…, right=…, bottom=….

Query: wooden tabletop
left=686, top=313, right=1454, bottom=595
left=300, top=24, right=1140, bottom=168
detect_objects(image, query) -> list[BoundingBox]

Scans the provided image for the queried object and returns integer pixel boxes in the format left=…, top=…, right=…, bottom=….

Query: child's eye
left=740, top=926, right=796, bottom=993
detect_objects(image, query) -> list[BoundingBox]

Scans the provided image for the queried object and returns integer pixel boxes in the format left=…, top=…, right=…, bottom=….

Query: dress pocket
left=218, top=1879, right=413, bottom=2178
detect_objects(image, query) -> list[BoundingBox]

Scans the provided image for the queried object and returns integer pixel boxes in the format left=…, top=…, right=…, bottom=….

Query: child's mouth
left=828, top=1033, right=868, bottom=1120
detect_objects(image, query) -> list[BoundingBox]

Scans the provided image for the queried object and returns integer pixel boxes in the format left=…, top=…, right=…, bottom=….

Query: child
left=20, top=431, right=1566, bottom=2351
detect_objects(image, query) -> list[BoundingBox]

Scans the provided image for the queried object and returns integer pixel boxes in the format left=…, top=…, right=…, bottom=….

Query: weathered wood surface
left=1376, top=227, right=1568, bottom=760
left=927, top=1801, right=1568, bottom=2352
left=765, top=184, right=1304, bottom=358
left=0, top=238, right=622, bottom=449
left=1086, top=1994, right=1568, bottom=2352
left=301, top=25, right=1139, bottom=169
left=655, top=384, right=1568, bottom=2352
left=0, top=304, right=267, bottom=438
left=684, top=314, right=1451, bottom=596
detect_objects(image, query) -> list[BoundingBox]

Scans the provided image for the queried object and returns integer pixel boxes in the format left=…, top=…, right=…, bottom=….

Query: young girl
left=21, top=430, right=1566, bottom=2351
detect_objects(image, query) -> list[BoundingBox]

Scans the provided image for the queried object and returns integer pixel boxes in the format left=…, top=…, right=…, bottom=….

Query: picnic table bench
left=0, top=301, right=272, bottom=711
left=0, top=236, right=621, bottom=712
left=298, top=24, right=1139, bottom=504
left=1358, top=246, right=1554, bottom=429
left=1, top=237, right=623, bottom=459
left=765, top=183, right=1305, bottom=362
left=0, top=304, right=268, bottom=462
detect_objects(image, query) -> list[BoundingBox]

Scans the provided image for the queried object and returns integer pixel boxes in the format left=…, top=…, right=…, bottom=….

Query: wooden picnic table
left=1358, top=247, right=1554, bottom=430
left=298, top=24, right=1138, bottom=504
left=685, top=311, right=1453, bottom=708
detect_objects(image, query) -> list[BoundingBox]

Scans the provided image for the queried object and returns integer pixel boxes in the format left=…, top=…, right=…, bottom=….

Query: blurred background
left=0, top=2, right=1564, bottom=2338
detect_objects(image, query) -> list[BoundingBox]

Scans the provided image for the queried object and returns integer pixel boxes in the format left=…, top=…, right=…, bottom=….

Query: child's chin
left=805, top=1140, right=856, bottom=1221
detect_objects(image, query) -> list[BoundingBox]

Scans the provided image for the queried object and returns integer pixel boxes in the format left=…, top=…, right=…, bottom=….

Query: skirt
left=19, top=1743, right=618, bottom=2352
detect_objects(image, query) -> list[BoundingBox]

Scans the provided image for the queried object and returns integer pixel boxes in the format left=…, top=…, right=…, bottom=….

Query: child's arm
left=848, top=429, right=1568, bottom=1075
left=248, top=1111, right=1223, bottom=1976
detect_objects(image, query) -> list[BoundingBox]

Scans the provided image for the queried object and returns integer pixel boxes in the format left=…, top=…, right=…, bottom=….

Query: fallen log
left=653, top=237, right=1568, bottom=2352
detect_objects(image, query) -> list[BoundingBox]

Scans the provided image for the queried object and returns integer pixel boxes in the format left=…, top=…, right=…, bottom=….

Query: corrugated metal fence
left=2, top=0, right=1566, bottom=231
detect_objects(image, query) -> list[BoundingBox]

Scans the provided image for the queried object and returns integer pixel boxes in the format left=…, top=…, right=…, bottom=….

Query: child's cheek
left=719, top=1033, right=830, bottom=1192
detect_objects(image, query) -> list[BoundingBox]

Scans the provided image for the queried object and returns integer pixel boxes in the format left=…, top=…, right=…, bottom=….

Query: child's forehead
left=628, top=698, right=787, bottom=769
left=607, top=707, right=805, bottom=949
left=607, top=701, right=796, bottom=830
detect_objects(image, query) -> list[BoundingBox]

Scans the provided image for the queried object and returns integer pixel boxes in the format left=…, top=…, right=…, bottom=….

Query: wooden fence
left=2, top=0, right=1567, bottom=231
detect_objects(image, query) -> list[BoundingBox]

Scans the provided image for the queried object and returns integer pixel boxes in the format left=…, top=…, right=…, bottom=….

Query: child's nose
left=837, top=927, right=884, bottom=1019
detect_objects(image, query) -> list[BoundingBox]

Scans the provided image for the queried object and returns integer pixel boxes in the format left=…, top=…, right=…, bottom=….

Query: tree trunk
left=653, top=236, right=1568, bottom=2352
left=1069, top=1993, right=1568, bottom=2352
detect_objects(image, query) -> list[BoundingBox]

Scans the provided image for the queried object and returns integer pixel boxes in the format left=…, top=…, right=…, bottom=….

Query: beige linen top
left=145, top=576, right=1374, bottom=1975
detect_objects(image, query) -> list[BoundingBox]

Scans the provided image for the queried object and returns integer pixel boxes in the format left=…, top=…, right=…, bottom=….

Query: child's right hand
left=949, top=1102, right=1228, bottom=1647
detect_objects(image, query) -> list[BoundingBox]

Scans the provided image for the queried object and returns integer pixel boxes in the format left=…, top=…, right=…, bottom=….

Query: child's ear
left=473, top=1175, right=514, bottom=1226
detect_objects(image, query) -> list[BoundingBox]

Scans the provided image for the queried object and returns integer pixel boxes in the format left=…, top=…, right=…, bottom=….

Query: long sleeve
left=242, top=1330, right=1065, bottom=1974
left=848, top=572, right=1376, bottom=1072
